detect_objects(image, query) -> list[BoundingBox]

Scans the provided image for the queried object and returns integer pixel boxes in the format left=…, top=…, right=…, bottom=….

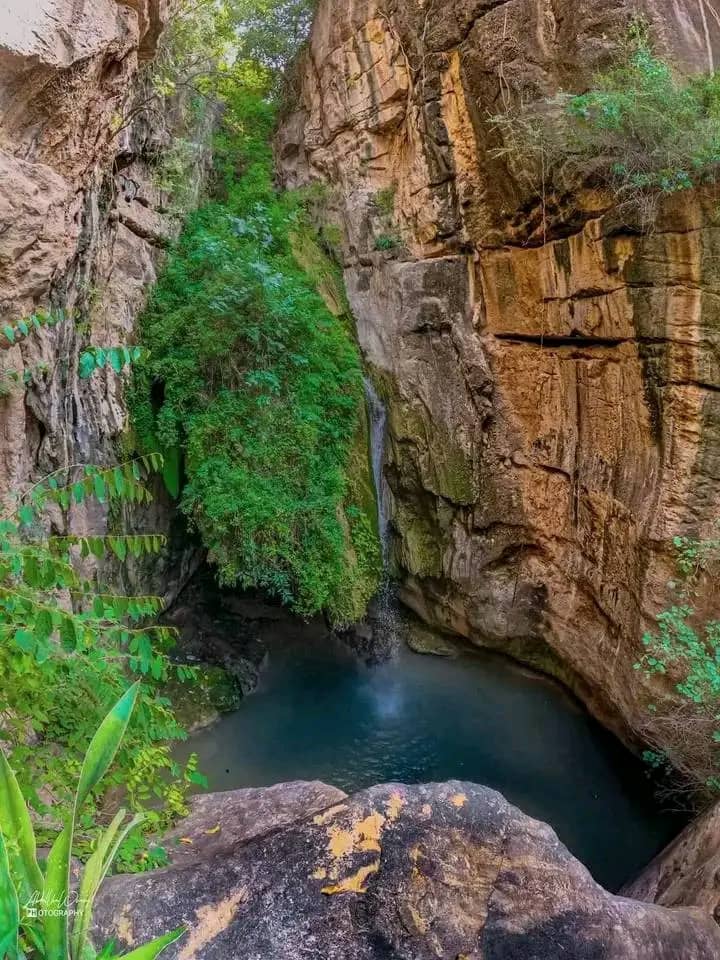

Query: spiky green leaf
left=44, top=683, right=141, bottom=960
left=0, top=829, right=20, bottom=960
left=117, top=927, right=186, bottom=960
left=0, top=749, right=43, bottom=906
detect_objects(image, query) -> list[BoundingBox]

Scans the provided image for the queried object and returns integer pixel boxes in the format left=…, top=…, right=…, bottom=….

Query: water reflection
left=177, top=632, right=684, bottom=891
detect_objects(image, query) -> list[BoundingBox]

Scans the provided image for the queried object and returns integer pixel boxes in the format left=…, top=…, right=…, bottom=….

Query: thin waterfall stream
left=364, top=376, right=391, bottom=561
left=363, top=376, right=400, bottom=647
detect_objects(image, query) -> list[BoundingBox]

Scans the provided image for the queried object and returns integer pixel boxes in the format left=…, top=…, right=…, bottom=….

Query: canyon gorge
left=276, top=0, right=720, bottom=751
left=4, top=0, right=720, bottom=956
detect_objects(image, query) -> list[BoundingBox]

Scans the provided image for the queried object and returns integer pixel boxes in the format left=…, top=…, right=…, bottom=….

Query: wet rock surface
left=94, top=781, right=720, bottom=959
left=163, top=573, right=274, bottom=698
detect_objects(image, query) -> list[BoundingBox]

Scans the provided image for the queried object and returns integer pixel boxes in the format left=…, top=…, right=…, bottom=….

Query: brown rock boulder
left=623, top=799, right=720, bottom=927
left=94, top=781, right=720, bottom=959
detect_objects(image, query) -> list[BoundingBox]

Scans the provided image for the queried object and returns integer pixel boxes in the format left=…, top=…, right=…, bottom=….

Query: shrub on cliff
left=131, top=90, right=380, bottom=624
left=492, top=21, right=720, bottom=221
left=637, top=532, right=720, bottom=796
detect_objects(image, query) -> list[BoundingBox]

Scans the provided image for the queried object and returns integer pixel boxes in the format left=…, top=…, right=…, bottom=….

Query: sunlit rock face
left=94, top=781, right=720, bottom=959
left=276, top=0, right=720, bottom=745
left=0, top=0, right=203, bottom=593
left=0, top=0, right=164, bottom=483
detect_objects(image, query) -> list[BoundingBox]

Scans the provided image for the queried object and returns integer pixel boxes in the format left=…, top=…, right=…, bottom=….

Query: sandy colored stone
left=0, top=0, right=212, bottom=598
left=277, top=0, right=720, bottom=751
left=623, top=798, right=720, bottom=926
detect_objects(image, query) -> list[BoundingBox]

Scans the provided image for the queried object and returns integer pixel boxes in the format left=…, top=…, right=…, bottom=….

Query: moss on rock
left=162, top=664, right=243, bottom=733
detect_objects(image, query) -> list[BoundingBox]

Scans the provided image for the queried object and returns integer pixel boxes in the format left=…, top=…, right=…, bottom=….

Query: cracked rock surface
left=93, top=781, right=720, bottom=959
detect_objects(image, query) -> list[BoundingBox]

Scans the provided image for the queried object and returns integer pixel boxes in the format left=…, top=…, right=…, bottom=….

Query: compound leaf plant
left=0, top=453, right=204, bottom=882
left=0, top=682, right=185, bottom=960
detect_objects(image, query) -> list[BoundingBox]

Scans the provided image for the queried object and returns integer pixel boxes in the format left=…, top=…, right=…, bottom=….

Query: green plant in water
left=0, top=682, right=186, bottom=960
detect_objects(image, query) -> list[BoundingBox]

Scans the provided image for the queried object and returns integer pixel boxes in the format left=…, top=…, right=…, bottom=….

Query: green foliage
left=140, top=0, right=315, bottom=218
left=78, top=347, right=146, bottom=381
left=0, top=305, right=146, bottom=402
left=131, top=82, right=380, bottom=623
left=148, top=0, right=313, bottom=101
left=373, top=186, right=396, bottom=217
left=0, top=683, right=186, bottom=960
left=636, top=531, right=720, bottom=793
left=231, top=0, right=315, bottom=76
left=2, top=311, right=63, bottom=347
left=493, top=20, right=720, bottom=219
left=374, top=233, right=400, bottom=251
left=566, top=27, right=720, bottom=195
left=151, top=138, right=209, bottom=221
left=0, top=458, right=199, bottom=871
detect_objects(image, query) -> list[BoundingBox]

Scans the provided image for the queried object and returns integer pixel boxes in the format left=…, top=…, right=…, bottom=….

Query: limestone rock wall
left=0, top=0, right=198, bottom=570
left=276, top=0, right=720, bottom=742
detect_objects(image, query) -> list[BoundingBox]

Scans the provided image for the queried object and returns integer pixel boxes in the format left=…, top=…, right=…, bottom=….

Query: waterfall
left=364, top=376, right=390, bottom=564
left=363, top=377, right=400, bottom=652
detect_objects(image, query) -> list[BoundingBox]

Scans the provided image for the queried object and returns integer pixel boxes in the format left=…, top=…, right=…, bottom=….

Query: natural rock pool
left=178, top=627, right=683, bottom=892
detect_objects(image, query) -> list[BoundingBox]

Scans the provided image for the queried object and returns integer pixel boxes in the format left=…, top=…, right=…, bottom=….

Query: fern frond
left=49, top=534, right=167, bottom=562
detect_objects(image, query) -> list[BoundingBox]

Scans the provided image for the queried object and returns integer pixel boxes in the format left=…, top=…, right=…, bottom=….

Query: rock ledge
left=95, top=781, right=720, bottom=959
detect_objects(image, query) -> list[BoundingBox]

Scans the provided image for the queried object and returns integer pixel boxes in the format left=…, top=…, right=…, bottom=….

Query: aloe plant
left=0, top=683, right=186, bottom=960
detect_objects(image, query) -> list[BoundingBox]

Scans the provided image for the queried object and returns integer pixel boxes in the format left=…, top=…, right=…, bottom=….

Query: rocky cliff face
left=0, top=0, right=194, bottom=566
left=94, top=780, right=720, bottom=959
left=623, top=796, right=720, bottom=927
left=276, top=0, right=720, bottom=744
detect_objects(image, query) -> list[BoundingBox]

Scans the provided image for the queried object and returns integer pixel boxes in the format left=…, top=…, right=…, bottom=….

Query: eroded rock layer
left=0, top=0, right=202, bottom=589
left=94, top=780, right=720, bottom=959
left=276, top=0, right=720, bottom=742
left=623, top=797, right=720, bottom=927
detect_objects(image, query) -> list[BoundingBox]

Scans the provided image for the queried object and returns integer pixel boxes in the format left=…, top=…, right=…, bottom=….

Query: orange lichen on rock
left=321, top=861, right=380, bottom=895
left=385, top=790, right=406, bottom=821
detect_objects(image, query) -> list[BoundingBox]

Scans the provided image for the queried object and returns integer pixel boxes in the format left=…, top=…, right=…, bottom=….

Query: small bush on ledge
left=636, top=530, right=720, bottom=798
left=492, top=20, right=720, bottom=221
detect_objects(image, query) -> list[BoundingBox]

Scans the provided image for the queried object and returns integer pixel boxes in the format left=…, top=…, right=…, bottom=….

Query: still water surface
left=179, top=632, right=683, bottom=891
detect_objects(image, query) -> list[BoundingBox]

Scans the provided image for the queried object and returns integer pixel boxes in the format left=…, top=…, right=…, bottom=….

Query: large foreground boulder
left=94, top=781, right=720, bottom=959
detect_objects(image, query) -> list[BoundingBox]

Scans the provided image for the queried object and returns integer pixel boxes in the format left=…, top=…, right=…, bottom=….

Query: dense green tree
left=131, top=86, right=380, bottom=623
